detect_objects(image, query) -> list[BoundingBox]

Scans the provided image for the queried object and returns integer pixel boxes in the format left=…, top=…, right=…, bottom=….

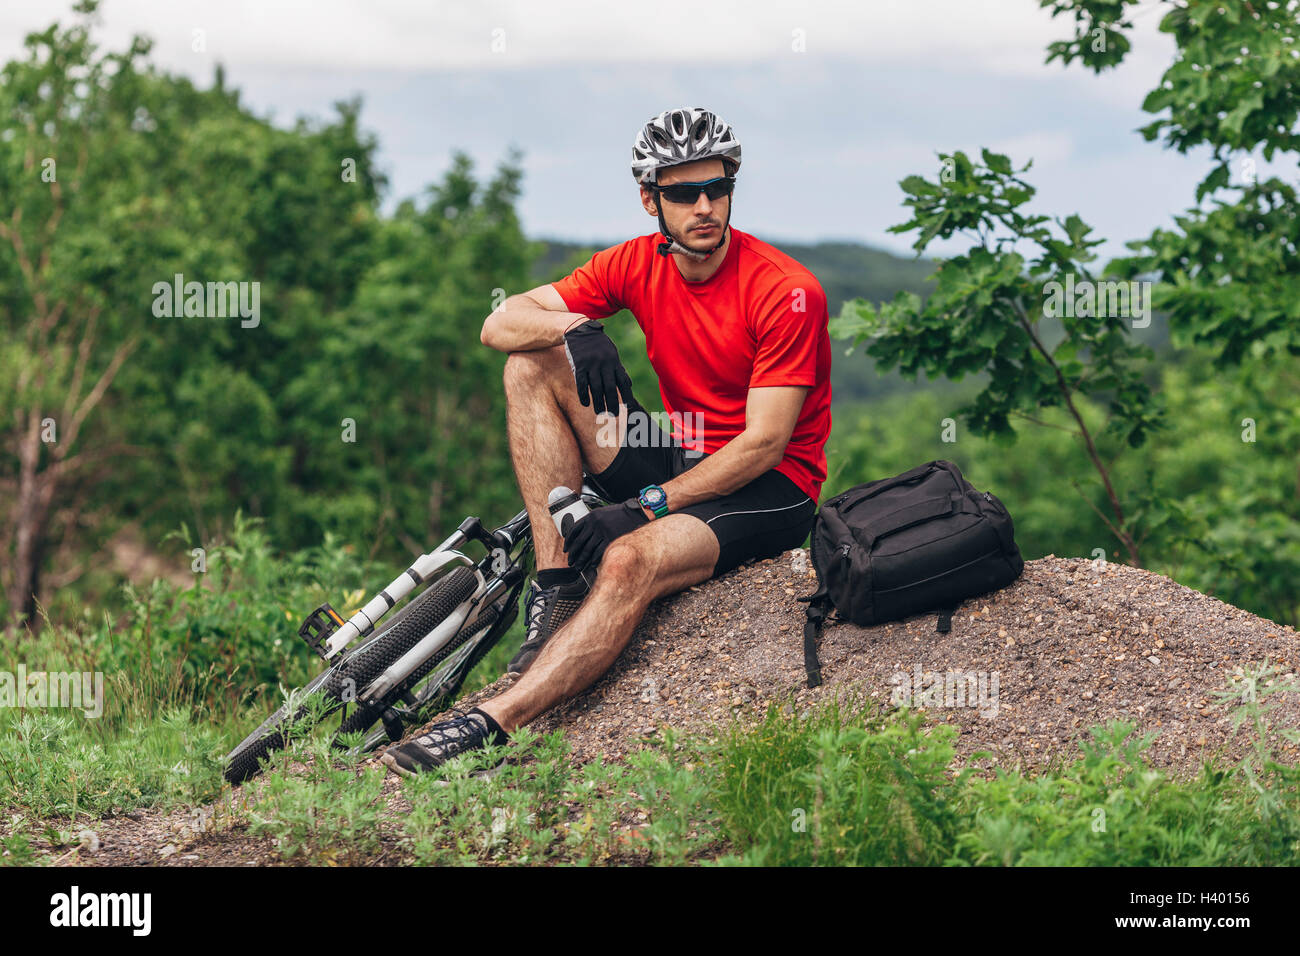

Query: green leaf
left=981, top=149, right=1014, bottom=176
left=1195, top=163, right=1230, bottom=203
left=899, top=175, right=940, bottom=197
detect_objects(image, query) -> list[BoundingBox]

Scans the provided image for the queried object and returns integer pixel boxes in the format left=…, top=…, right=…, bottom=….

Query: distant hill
left=532, top=235, right=1172, bottom=407
left=531, top=235, right=934, bottom=314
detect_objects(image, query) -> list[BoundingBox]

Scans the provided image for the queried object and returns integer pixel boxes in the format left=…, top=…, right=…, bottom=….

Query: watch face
left=642, top=487, right=665, bottom=506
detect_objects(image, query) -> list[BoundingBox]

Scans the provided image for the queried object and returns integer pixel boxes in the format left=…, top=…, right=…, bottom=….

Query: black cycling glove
left=563, top=320, right=635, bottom=415
left=563, top=499, right=648, bottom=570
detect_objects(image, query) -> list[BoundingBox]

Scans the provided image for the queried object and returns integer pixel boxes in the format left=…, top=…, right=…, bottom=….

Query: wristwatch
left=638, top=484, right=669, bottom=519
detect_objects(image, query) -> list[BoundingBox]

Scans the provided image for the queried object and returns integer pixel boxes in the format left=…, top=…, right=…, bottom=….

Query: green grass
left=709, top=691, right=1300, bottom=866
left=213, top=683, right=1299, bottom=867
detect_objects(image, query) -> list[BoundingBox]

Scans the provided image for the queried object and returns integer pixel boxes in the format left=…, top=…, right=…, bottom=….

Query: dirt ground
left=40, top=553, right=1300, bottom=866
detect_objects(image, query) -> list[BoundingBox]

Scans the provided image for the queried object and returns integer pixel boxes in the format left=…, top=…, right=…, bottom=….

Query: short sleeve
left=749, top=275, right=827, bottom=388
left=550, top=241, right=633, bottom=319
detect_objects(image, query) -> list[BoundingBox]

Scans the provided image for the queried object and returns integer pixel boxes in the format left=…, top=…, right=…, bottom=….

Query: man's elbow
left=755, top=433, right=789, bottom=471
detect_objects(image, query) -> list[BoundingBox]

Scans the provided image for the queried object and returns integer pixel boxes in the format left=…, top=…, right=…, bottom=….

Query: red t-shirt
left=551, top=227, right=832, bottom=502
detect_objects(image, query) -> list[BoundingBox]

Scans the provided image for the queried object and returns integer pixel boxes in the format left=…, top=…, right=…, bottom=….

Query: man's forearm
left=654, top=432, right=786, bottom=513
left=481, top=294, right=586, bottom=353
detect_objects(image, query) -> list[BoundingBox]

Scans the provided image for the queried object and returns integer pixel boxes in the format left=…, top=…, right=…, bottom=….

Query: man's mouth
left=691, top=224, right=717, bottom=234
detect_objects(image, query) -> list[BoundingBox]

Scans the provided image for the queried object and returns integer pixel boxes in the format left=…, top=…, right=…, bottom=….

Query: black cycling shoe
left=506, top=570, right=595, bottom=678
left=380, top=709, right=506, bottom=778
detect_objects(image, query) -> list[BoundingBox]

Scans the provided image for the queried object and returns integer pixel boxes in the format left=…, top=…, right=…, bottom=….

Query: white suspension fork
left=322, top=531, right=473, bottom=660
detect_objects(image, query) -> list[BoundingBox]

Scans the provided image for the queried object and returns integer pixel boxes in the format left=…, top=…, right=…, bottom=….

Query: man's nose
left=693, top=191, right=713, bottom=214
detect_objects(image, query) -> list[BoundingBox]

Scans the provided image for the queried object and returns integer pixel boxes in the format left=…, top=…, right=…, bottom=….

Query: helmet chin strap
left=655, top=197, right=732, bottom=261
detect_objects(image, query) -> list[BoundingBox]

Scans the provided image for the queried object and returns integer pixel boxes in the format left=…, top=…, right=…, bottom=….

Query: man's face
left=640, top=158, right=730, bottom=251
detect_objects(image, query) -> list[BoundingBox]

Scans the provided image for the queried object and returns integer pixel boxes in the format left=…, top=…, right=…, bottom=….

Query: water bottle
left=548, top=486, right=591, bottom=537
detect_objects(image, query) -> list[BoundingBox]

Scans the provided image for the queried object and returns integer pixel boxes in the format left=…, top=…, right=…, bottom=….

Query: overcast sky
left=0, top=1, right=1255, bottom=261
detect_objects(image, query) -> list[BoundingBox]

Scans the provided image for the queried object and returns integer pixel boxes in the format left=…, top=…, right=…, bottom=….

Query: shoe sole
left=380, top=752, right=414, bottom=778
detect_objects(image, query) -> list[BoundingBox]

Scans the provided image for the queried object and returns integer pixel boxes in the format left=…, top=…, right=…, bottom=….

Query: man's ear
left=640, top=184, right=659, bottom=217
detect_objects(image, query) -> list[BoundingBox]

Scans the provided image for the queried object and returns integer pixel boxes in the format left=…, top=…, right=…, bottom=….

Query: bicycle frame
left=322, top=482, right=604, bottom=708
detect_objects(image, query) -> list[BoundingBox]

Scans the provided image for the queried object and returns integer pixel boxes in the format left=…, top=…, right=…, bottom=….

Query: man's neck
left=673, top=227, right=731, bottom=283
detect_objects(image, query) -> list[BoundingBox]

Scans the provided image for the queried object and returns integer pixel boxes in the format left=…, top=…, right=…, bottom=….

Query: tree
left=833, top=0, right=1300, bottom=569
left=1044, top=0, right=1300, bottom=607
left=832, top=149, right=1161, bottom=565
left=0, top=3, right=151, bottom=628
left=0, top=2, right=387, bottom=629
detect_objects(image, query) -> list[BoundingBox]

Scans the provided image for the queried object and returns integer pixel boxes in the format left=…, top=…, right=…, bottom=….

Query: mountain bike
left=222, top=482, right=606, bottom=784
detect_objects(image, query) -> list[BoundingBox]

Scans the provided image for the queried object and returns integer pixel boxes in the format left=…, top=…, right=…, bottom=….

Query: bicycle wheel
left=336, top=608, right=497, bottom=751
left=349, top=586, right=521, bottom=753
left=222, top=565, right=480, bottom=784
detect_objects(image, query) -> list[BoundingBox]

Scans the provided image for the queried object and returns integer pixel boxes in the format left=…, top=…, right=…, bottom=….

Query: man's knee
left=597, top=519, right=717, bottom=598
left=503, top=346, right=566, bottom=392
left=597, top=537, right=650, bottom=590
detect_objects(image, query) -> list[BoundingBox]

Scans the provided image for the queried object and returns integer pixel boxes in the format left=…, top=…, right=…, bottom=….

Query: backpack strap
left=802, top=597, right=828, bottom=688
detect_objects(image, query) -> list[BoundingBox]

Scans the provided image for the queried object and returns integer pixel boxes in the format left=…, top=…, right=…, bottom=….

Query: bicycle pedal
left=298, top=603, right=345, bottom=660
left=378, top=706, right=408, bottom=745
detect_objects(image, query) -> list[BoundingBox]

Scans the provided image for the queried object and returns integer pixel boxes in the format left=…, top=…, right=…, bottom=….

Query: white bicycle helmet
left=631, top=107, right=742, bottom=260
left=631, top=107, right=742, bottom=185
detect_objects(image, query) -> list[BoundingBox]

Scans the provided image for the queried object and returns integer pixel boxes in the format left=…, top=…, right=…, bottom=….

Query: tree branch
left=1009, top=293, right=1139, bottom=565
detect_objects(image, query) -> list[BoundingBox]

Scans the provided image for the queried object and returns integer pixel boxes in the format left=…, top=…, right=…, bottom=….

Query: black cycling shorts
left=585, top=395, right=816, bottom=578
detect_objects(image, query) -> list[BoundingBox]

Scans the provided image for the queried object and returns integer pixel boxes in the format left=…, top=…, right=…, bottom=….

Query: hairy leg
left=503, top=345, right=634, bottom=570
left=478, top=513, right=720, bottom=732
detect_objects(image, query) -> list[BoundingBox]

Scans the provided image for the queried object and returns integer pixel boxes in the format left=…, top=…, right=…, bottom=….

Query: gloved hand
left=563, top=320, right=635, bottom=415
left=563, top=499, right=648, bottom=570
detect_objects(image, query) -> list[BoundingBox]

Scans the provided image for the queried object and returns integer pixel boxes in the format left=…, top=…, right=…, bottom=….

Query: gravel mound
left=421, top=552, right=1300, bottom=775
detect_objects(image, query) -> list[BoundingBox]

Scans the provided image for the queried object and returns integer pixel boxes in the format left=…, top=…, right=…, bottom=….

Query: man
left=382, top=107, right=832, bottom=776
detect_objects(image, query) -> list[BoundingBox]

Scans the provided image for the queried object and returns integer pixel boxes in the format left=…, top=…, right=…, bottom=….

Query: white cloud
left=0, top=0, right=1203, bottom=260
left=2, top=0, right=1171, bottom=79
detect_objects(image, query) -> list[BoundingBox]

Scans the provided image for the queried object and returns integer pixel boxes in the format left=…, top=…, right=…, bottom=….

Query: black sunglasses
left=654, top=176, right=736, bottom=205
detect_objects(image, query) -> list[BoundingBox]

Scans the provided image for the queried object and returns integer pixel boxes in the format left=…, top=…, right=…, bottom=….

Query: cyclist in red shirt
left=383, top=107, right=832, bottom=776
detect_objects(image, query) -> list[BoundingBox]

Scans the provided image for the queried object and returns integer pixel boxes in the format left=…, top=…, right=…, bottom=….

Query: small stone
left=1147, top=655, right=1160, bottom=665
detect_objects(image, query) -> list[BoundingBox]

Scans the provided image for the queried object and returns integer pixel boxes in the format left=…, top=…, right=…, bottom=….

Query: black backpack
left=798, top=460, right=1023, bottom=687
